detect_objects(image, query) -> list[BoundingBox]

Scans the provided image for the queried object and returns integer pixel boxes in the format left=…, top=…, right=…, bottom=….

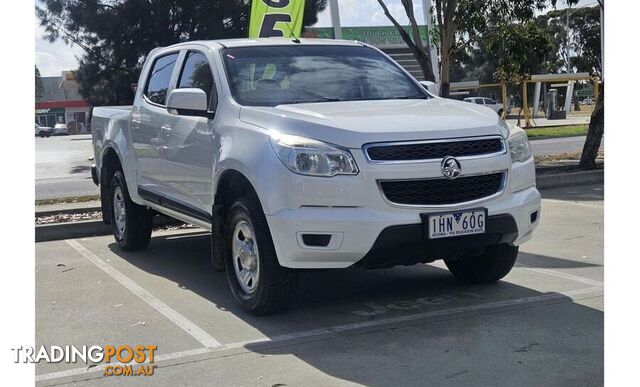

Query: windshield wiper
left=302, top=90, right=343, bottom=102
left=387, top=95, right=429, bottom=100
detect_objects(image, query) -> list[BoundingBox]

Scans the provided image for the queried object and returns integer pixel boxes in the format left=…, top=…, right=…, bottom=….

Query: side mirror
left=166, top=88, right=208, bottom=116
left=419, top=81, right=439, bottom=96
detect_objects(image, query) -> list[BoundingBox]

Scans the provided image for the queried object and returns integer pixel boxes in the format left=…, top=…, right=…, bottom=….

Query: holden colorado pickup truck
left=91, top=38, right=540, bottom=315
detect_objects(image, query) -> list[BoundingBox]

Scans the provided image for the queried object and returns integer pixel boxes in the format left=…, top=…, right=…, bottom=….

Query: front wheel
left=109, top=171, right=153, bottom=251
left=445, top=244, right=518, bottom=284
left=224, top=196, right=297, bottom=315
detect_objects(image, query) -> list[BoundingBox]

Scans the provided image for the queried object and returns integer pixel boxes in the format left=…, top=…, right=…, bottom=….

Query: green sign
left=305, top=26, right=430, bottom=48
left=249, top=0, right=306, bottom=38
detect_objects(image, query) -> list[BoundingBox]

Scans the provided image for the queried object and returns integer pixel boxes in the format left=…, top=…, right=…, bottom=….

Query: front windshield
left=222, top=45, right=428, bottom=107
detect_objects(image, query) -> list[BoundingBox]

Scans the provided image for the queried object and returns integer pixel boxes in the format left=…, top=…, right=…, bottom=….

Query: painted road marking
left=517, top=262, right=603, bottom=287
left=543, top=198, right=603, bottom=209
left=36, top=285, right=602, bottom=383
left=65, top=239, right=221, bottom=349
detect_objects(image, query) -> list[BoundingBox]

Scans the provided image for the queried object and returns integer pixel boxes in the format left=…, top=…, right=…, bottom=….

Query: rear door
left=161, top=48, right=217, bottom=219
left=132, top=51, right=180, bottom=190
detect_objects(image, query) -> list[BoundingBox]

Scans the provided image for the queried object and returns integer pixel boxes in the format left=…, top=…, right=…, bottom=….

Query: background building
left=35, top=71, right=91, bottom=133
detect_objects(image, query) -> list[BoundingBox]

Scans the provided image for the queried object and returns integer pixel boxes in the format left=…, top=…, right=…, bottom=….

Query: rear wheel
left=224, top=195, right=297, bottom=315
left=445, top=244, right=518, bottom=284
left=109, top=171, right=153, bottom=251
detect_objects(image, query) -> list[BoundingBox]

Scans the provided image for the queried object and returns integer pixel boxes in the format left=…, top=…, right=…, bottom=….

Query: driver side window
left=177, top=51, right=216, bottom=111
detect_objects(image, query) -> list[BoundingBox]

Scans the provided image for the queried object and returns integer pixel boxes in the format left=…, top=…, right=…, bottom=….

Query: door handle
left=160, top=125, right=172, bottom=137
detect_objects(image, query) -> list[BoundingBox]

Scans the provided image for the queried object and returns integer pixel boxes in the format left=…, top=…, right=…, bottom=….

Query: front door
left=162, top=50, right=216, bottom=218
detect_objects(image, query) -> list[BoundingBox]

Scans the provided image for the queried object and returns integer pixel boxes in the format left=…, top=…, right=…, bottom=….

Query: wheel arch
left=212, top=169, right=263, bottom=232
left=99, top=146, right=123, bottom=224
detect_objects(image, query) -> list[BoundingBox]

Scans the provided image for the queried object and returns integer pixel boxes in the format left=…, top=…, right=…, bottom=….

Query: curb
left=36, top=220, right=110, bottom=242
left=536, top=168, right=603, bottom=190
left=36, top=205, right=102, bottom=218
left=36, top=217, right=183, bottom=243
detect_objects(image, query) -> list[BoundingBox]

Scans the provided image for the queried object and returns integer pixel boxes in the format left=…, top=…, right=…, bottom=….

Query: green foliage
left=539, top=6, right=601, bottom=75
left=35, top=66, right=44, bottom=98
left=486, top=21, right=554, bottom=84
left=37, top=0, right=327, bottom=105
left=451, top=0, right=601, bottom=84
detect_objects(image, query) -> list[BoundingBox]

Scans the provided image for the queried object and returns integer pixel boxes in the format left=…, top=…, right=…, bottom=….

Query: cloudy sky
left=35, top=0, right=597, bottom=76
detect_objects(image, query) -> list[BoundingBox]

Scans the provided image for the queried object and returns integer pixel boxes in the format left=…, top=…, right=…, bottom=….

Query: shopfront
left=35, top=72, right=92, bottom=133
left=35, top=108, right=65, bottom=128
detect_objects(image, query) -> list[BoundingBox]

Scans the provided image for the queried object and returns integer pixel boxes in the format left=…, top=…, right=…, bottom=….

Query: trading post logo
left=12, top=345, right=157, bottom=377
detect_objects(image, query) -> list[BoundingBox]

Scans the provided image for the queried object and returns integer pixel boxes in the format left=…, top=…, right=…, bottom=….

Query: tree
left=487, top=21, right=553, bottom=84
left=376, top=0, right=563, bottom=97
left=375, top=0, right=435, bottom=82
left=436, top=0, right=563, bottom=97
left=35, top=66, right=44, bottom=99
left=537, top=5, right=600, bottom=76
left=37, top=0, right=327, bottom=106
left=579, top=0, right=604, bottom=169
left=567, top=6, right=601, bottom=76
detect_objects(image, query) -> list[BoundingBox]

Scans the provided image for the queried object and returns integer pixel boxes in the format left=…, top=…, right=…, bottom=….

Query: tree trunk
left=440, top=51, right=451, bottom=98
left=439, top=0, right=456, bottom=98
left=579, top=83, right=604, bottom=169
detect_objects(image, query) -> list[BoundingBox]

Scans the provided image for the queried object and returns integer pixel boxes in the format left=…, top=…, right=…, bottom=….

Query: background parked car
left=53, top=123, right=69, bottom=135
left=463, top=97, right=511, bottom=117
left=35, top=123, right=53, bottom=137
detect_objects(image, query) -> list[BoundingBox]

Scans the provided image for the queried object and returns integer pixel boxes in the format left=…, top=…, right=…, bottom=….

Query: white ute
left=91, top=38, right=541, bottom=315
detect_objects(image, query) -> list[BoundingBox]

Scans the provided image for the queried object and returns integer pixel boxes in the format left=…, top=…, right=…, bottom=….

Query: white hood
left=239, top=98, right=507, bottom=149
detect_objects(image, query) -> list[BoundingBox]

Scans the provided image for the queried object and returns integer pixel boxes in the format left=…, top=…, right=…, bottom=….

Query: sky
left=35, top=0, right=598, bottom=77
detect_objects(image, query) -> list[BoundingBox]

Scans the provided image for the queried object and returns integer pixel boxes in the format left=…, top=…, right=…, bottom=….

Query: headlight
left=270, top=133, right=359, bottom=177
left=507, top=129, right=532, bottom=163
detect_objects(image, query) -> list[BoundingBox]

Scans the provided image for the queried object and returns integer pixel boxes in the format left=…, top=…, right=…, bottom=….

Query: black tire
left=498, top=109, right=504, bottom=117
left=109, top=170, right=153, bottom=251
left=224, top=195, right=297, bottom=315
left=445, top=244, right=518, bottom=284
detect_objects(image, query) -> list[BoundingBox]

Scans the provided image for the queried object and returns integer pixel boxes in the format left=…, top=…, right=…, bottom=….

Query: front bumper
left=266, top=185, right=541, bottom=269
left=352, top=214, right=518, bottom=269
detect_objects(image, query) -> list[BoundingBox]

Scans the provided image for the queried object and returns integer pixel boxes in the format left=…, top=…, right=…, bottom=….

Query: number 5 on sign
left=249, top=0, right=306, bottom=38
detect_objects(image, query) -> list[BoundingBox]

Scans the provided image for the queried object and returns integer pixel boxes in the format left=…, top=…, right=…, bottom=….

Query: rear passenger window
left=144, top=53, right=179, bottom=106
left=178, top=52, right=215, bottom=107
left=475, top=99, right=483, bottom=105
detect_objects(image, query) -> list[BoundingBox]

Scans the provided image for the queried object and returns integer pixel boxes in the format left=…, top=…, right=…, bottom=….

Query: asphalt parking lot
left=35, top=134, right=98, bottom=201
left=35, top=184, right=603, bottom=386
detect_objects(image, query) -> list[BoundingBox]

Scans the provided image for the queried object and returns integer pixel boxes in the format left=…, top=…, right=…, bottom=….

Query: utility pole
left=422, top=0, right=440, bottom=84
left=566, top=4, right=571, bottom=73
left=328, top=0, right=342, bottom=39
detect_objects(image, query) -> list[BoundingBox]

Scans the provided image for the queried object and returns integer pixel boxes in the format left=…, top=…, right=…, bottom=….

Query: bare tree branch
left=375, top=0, right=435, bottom=81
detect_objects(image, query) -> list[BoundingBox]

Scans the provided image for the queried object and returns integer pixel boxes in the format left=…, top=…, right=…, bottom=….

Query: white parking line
left=65, top=239, right=222, bottom=349
left=36, top=285, right=602, bottom=383
left=517, top=262, right=604, bottom=287
left=543, top=198, right=603, bottom=209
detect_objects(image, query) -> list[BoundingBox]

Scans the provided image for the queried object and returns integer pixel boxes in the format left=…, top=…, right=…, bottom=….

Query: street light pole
left=566, top=4, right=571, bottom=73
left=422, top=0, right=440, bottom=84
left=328, top=0, right=342, bottom=39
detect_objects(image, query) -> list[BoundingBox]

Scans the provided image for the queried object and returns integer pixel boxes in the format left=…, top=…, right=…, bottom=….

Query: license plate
left=427, top=209, right=486, bottom=239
